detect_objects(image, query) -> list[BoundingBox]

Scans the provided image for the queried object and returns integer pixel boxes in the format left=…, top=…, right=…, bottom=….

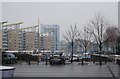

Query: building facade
left=19, top=30, right=26, bottom=51
left=0, top=22, right=2, bottom=49
left=2, top=22, right=22, bottom=51
left=40, top=34, right=52, bottom=51
left=25, top=32, right=35, bottom=50
left=40, top=24, right=60, bottom=52
left=7, top=29, right=19, bottom=51
left=1, top=21, right=41, bottom=53
left=19, top=26, right=39, bottom=51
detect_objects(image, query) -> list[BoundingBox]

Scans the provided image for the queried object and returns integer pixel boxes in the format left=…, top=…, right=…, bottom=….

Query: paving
left=8, top=61, right=119, bottom=78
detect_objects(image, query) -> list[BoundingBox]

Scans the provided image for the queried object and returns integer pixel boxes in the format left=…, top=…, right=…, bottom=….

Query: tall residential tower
left=40, top=24, right=60, bottom=52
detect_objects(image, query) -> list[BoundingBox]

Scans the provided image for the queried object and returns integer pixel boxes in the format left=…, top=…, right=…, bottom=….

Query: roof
left=20, top=25, right=38, bottom=30
left=0, top=21, right=7, bottom=24
left=3, top=22, right=23, bottom=27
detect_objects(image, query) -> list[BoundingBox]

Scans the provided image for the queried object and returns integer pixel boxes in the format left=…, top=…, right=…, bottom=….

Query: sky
left=2, top=2, right=118, bottom=40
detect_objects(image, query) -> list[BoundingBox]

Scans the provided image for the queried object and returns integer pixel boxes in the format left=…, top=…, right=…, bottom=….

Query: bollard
left=105, top=59, right=107, bottom=64
left=105, top=61, right=107, bottom=63
left=45, top=55, right=48, bottom=65
left=28, top=61, right=31, bottom=65
left=93, top=60, right=95, bottom=64
left=99, top=61, right=102, bottom=66
left=81, top=59, right=84, bottom=65
left=37, top=60, right=39, bottom=65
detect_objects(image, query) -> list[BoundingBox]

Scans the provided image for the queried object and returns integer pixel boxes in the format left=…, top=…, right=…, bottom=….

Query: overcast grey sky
left=2, top=2, right=118, bottom=40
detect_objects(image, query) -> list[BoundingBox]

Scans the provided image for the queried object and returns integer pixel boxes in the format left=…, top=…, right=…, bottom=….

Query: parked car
left=73, top=55, right=79, bottom=61
left=49, top=54, right=65, bottom=65
left=68, top=54, right=79, bottom=61
left=2, top=52, right=17, bottom=64
left=40, top=53, right=51, bottom=61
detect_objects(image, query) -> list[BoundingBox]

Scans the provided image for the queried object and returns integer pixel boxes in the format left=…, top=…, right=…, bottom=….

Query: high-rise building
left=40, top=24, right=60, bottom=52
left=40, top=34, right=52, bottom=51
left=25, top=32, right=35, bottom=50
left=19, top=30, right=26, bottom=51
left=0, top=22, right=3, bottom=49
left=8, top=29, right=19, bottom=51
left=19, top=25, right=39, bottom=51
left=0, top=21, right=7, bottom=64
left=2, top=22, right=23, bottom=51
left=1, top=21, right=40, bottom=53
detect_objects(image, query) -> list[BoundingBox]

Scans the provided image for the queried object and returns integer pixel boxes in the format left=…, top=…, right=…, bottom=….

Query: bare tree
left=86, top=13, right=108, bottom=65
left=63, top=23, right=79, bottom=63
left=77, top=27, right=91, bottom=61
left=103, top=26, right=118, bottom=53
left=115, top=28, right=120, bottom=55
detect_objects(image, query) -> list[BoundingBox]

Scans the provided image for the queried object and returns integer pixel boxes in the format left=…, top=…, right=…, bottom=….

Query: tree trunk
left=99, top=42, right=102, bottom=65
left=71, top=40, right=74, bottom=63
left=85, top=47, right=87, bottom=62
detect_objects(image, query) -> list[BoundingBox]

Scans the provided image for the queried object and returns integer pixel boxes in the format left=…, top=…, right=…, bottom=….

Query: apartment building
left=41, top=24, right=60, bottom=52
left=40, top=34, right=52, bottom=51
left=25, top=32, right=35, bottom=50
left=8, top=29, right=19, bottom=51
left=2, top=22, right=23, bottom=51
left=19, top=25, right=39, bottom=51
